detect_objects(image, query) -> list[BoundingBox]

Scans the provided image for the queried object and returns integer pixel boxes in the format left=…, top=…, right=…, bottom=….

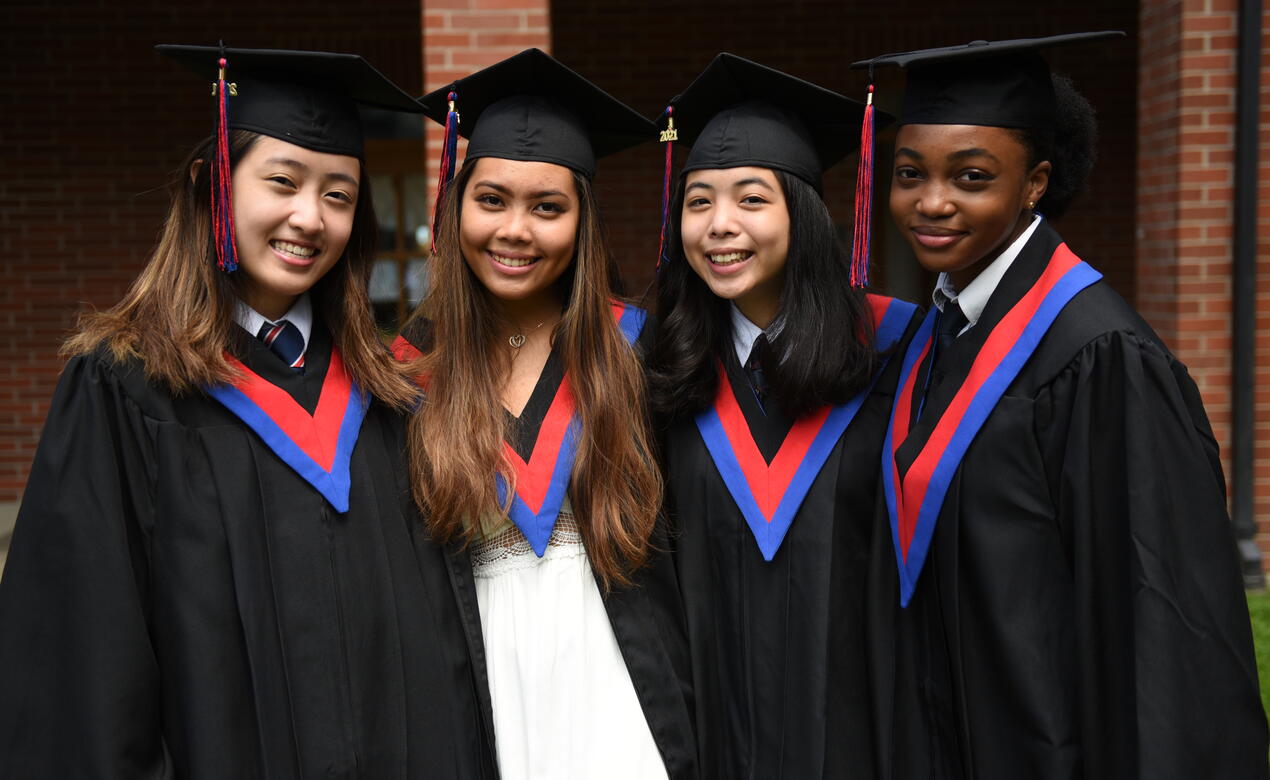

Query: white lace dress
left=470, top=501, right=668, bottom=780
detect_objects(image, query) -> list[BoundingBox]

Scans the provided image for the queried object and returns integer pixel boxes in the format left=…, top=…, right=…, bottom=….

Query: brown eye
left=956, top=169, right=994, bottom=183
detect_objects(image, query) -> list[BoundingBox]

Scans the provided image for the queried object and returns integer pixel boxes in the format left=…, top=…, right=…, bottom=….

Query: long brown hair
left=64, top=130, right=418, bottom=410
left=405, top=160, right=661, bottom=589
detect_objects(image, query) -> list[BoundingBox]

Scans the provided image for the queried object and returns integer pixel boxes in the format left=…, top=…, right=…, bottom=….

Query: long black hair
left=1011, top=73, right=1099, bottom=220
left=646, top=169, right=875, bottom=421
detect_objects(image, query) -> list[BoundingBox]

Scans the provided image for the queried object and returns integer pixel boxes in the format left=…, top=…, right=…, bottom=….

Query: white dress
left=470, top=502, right=669, bottom=780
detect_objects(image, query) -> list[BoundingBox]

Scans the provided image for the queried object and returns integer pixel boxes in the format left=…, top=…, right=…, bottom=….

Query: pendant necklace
left=508, top=320, right=547, bottom=350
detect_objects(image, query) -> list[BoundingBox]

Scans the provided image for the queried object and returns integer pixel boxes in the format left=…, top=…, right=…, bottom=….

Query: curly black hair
left=1010, top=73, right=1099, bottom=220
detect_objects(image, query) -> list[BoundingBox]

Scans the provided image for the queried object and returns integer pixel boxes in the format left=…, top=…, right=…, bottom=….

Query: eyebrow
left=685, top=176, right=776, bottom=192
left=733, top=176, right=775, bottom=191
left=949, top=147, right=999, bottom=163
left=894, top=147, right=1000, bottom=164
left=265, top=157, right=359, bottom=188
left=472, top=180, right=570, bottom=200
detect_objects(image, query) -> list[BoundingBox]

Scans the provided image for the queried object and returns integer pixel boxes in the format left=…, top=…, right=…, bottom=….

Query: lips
left=911, top=226, right=967, bottom=249
left=485, top=250, right=542, bottom=276
left=707, top=250, right=753, bottom=266
left=270, top=239, right=320, bottom=265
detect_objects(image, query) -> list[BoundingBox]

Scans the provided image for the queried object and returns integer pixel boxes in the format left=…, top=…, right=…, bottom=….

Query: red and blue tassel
left=431, top=90, right=460, bottom=255
left=655, top=105, right=677, bottom=271
left=849, top=83, right=876, bottom=288
left=211, top=55, right=238, bottom=273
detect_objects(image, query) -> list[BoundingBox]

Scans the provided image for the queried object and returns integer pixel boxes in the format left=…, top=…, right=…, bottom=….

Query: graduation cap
left=157, top=45, right=425, bottom=158
left=156, top=44, right=425, bottom=272
left=669, top=53, right=878, bottom=189
left=418, top=48, right=655, bottom=253
left=849, top=31, right=1125, bottom=129
left=654, top=53, right=883, bottom=282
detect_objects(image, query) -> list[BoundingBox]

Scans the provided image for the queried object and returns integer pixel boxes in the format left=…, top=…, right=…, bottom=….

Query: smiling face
left=458, top=157, right=579, bottom=310
left=889, top=124, right=1050, bottom=291
left=679, top=166, right=791, bottom=329
left=229, top=135, right=361, bottom=320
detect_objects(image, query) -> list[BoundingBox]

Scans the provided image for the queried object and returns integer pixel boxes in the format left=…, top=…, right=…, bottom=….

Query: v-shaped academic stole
left=694, top=295, right=918, bottom=560
left=391, top=301, right=647, bottom=556
left=883, top=243, right=1101, bottom=605
left=207, top=349, right=368, bottom=512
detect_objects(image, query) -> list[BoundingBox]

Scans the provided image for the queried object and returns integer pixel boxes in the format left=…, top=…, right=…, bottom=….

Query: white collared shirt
left=234, top=293, right=314, bottom=355
left=932, top=215, right=1043, bottom=335
left=730, top=303, right=769, bottom=365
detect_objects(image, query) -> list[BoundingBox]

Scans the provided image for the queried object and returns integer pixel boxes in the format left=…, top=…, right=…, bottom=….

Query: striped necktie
left=256, top=320, right=306, bottom=372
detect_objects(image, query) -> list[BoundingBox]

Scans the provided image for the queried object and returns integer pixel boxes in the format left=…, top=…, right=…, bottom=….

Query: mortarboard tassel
left=431, top=90, right=460, bottom=255
left=211, top=55, right=238, bottom=273
left=656, top=105, right=677, bottom=271
left=849, top=83, right=876, bottom=288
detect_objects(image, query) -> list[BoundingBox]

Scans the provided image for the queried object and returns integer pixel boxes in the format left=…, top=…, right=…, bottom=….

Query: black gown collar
left=720, top=346, right=796, bottom=464
left=503, top=346, right=566, bottom=462
left=233, top=321, right=333, bottom=415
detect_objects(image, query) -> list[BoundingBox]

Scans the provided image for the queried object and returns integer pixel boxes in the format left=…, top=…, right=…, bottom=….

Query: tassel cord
left=431, top=91, right=460, bottom=255
left=212, top=56, right=238, bottom=273
left=849, top=85, right=876, bottom=288
left=656, top=105, right=676, bottom=271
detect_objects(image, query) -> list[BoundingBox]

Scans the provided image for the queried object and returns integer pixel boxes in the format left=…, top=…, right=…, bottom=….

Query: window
left=362, top=107, right=430, bottom=332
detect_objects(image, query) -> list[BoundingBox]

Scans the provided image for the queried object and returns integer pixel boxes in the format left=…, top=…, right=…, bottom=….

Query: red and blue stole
left=694, top=295, right=918, bottom=561
left=883, top=242, right=1102, bottom=606
left=207, top=347, right=369, bottom=513
left=502, top=301, right=646, bottom=555
left=391, top=302, right=647, bottom=557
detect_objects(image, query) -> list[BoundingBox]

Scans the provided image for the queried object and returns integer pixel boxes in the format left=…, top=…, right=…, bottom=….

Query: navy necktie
left=256, top=320, right=306, bottom=372
left=933, top=301, right=969, bottom=371
left=746, top=334, right=770, bottom=405
left=916, top=302, right=969, bottom=421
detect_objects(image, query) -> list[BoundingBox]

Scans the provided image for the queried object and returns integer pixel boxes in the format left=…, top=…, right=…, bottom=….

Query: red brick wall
left=1137, top=0, right=1270, bottom=554
left=1, top=1, right=421, bottom=503
left=551, top=3, right=1140, bottom=301
left=422, top=0, right=552, bottom=234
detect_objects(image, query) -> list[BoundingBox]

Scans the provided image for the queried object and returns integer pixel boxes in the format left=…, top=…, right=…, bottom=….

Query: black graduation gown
left=396, top=321, right=699, bottom=780
left=659, top=305, right=922, bottom=780
left=0, top=326, right=496, bottom=780
left=875, top=220, right=1268, bottom=780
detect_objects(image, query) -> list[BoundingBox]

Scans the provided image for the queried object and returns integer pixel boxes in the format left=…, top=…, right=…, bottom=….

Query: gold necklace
left=508, top=320, right=546, bottom=349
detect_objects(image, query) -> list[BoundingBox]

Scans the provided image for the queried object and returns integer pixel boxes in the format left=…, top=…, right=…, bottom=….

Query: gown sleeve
left=0, top=353, right=171, bottom=779
left=1036, top=330, right=1268, bottom=779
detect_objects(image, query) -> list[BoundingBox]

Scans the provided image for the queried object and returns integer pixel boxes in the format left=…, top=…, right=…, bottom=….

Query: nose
left=707, top=201, right=739, bottom=239
left=494, top=206, right=533, bottom=244
left=288, top=191, right=324, bottom=235
left=915, top=182, right=956, bottom=219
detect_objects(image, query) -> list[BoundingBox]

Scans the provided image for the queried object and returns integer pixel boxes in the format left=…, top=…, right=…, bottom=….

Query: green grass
left=1249, top=590, right=1270, bottom=720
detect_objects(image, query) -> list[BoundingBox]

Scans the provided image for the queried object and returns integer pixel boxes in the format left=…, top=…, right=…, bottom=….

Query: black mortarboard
left=418, top=48, right=654, bottom=180
left=850, top=32, right=1124, bottom=129
left=156, top=44, right=425, bottom=159
left=668, top=53, right=882, bottom=188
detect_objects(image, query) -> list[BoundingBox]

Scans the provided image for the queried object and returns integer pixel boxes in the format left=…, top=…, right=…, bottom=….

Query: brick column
left=1138, top=0, right=1270, bottom=555
left=421, top=0, right=551, bottom=231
